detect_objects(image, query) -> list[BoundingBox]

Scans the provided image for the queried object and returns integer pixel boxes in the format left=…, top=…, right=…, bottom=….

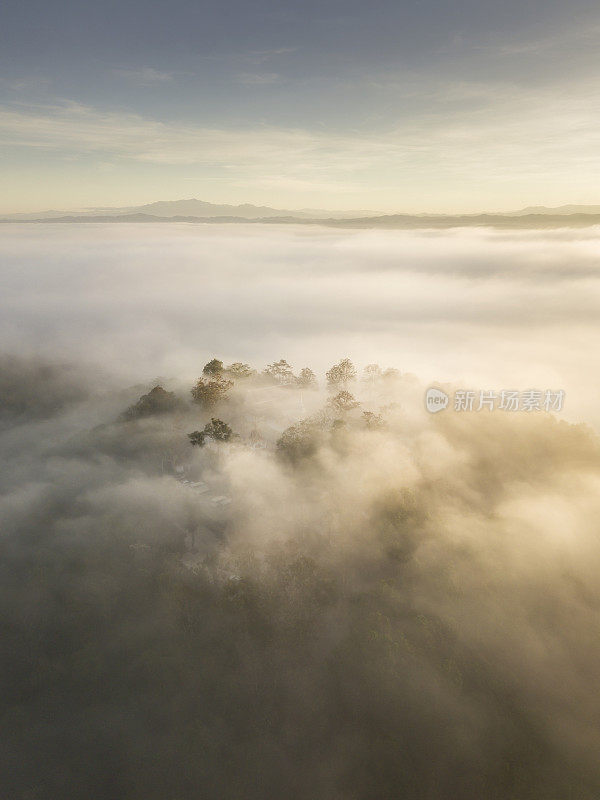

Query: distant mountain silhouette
left=120, top=199, right=369, bottom=219
left=1, top=199, right=373, bottom=221
left=4, top=211, right=600, bottom=230
left=91, top=199, right=312, bottom=218
left=508, top=204, right=600, bottom=216
left=6, top=199, right=600, bottom=223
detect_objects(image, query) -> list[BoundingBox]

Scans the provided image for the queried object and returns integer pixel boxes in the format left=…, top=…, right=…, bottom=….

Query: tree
left=382, top=368, right=400, bottom=381
left=363, top=411, right=386, bottom=430
left=326, top=358, right=356, bottom=389
left=264, top=359, right=295, bottom=385
left=328, top=390, right=360, bottom=414
left=191, top=376, right=233, bottom=409
left=277, top=420, right=322, bottom=463
left=363, top=364, right=382, bottom=384
left=225, top=362, right=255, bottom=380
left=296, top=367, right=318, bottom=390
left=188, top=418, right=233, bottom=447
left=203, top=418, right=233, bottom=441
left=188, top=430, right=206, bottom=447
left=203, top=358, right=224, bottom=377
left=122, top=386, right=183, bottom=420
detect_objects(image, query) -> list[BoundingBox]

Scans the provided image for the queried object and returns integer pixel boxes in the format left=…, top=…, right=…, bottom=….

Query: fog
left=1, top=222, right=599, bottom=422
left=1, top=223, right=600, bottom=799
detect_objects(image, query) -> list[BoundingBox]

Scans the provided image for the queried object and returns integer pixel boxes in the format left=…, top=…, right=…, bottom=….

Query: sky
left=1, top=0, right=599, bottom=213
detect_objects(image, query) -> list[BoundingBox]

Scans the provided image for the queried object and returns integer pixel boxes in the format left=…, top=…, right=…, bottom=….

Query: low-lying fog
left=1, top=222, right=599, bottom=422
left=2, top=222, right=600, bottom=799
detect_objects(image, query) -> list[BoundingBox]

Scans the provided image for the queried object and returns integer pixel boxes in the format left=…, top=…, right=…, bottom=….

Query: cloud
left=1, top=222, right=600, bottom=796
left=0, top=101, right=329, bottom=167
left=2, top=346, right=600, bottom=797
left=111, top=67, right=175, bottom=86
left=0, top=224, right=598, bottom=423
left=235, top=72, right=281, bottom=85
left=474, top=18, right=600, bottom=58
left=0, top=354, right=91, bottom=424
left=1, top=77, right=600, bottom=209
left=0, top=75, right=52, bottom=92
left=245, top=46, right=299, bottom=63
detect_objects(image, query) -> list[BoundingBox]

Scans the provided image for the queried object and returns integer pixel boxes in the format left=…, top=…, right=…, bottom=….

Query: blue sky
left=1, top=0, right=599, bottom=212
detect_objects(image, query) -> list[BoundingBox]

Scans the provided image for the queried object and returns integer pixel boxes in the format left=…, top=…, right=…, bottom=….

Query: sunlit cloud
left=2, top=70, right=600, bottom=211
left=1, top=223, right=598, bottom=421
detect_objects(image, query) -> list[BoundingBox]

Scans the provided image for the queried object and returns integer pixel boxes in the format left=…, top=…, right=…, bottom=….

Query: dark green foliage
left=122, top=386, right=183, bottom=420
left=191, top=377, right=233, bottom=409
left=188, top=430, right=206, bottom=447
left=188, top=418, right=233, bottom=447
left=203, top=358, right=224, bottom=377
left=203, top=417, right=233, bottom=441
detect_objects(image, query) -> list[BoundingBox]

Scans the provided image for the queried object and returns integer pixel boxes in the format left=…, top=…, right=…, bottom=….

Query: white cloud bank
left=0, top=223, right=598, bottom=424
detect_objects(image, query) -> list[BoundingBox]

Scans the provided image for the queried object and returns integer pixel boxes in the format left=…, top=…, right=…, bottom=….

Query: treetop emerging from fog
left=2, top=352, right=600, bottom=798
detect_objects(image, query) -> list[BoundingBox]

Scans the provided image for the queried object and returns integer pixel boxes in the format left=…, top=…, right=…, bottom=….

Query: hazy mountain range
left=508, top=204, right=600, bottom=216
left=1, top=198, right=373, bottom=221
left=3, top=199, right=600, bottom=229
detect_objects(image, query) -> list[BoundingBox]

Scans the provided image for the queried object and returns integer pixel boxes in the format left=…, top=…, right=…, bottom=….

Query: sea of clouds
left=1, top=223, right=600, bottom=798
left=1, top=222, right=599, bottom=421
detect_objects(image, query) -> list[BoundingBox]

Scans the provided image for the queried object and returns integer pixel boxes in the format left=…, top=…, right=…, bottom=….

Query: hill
left=509, top=204, right=600, bottom=216
left=4, top=211, right=600, bottom=230
left=1, top=199, right=373, bottom=222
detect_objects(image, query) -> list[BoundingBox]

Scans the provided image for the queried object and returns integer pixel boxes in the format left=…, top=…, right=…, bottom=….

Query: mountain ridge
left=4, top=211, right=600, bottom=230
left=1, top=198, right=374, bottom=221
left=3, top=200, right=600, bottom=225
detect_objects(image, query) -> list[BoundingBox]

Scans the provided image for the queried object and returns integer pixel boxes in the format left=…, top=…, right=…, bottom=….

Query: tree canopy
left=264, top=359, right=295, bottom=385
left=225, top=362, right=255, bottom=380
left=297, top=367, right=318, bottom=389
left=191, top=377, right=233, bottom=410
left=203, top=358, right=224, bottom=377
left=122, top=386, right=183, bottom=420
left=328, top=390, right=360, bottom=414
left=188, top=418, right=233, bottom=447
left=326, top=358, right=356, bottom=389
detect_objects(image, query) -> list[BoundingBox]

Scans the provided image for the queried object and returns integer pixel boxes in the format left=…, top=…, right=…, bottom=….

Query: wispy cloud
left=0, top=100, right=387, bottom=170
left=473, top=18, right=600, bottom=58
left=235, top=72, right=281, bottom=86
left=111, top=67, right=174, bottom=86
left=245, top=47, right=298, bottom=63
left=0, top=76, right=52, bottom=92
left=2, top=76, right=600, bottom=210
